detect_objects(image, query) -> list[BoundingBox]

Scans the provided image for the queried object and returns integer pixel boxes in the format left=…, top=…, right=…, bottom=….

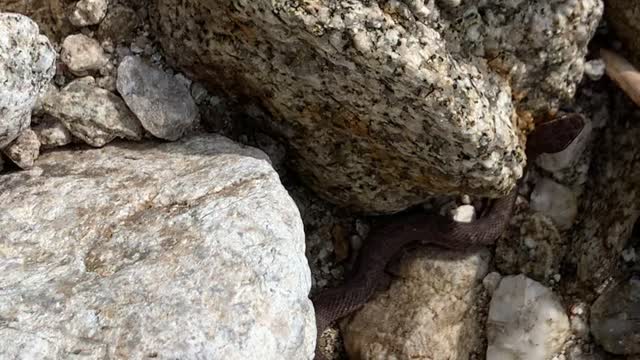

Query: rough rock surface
left=69, top=0, right=108, bottom=27
left=571, top=96, right=640, bottom=288
left=33, top=116, right=74, bottom=148
left=0, top=134, right=315, bottom=360
left=590, top=276, right=640, bottom=355
left=0, top=12, right=56, bottom=149
left=61, top=33, right=110, bottom=76
left=2, top=128, right=40, bottom=169
left=341, top=247, right=490, bottom=359
left=96, top=4, right=140, bottom=43
left=605, top=0, right=640, bottom=67
left=487, top=275, right=570, bottom=360
left=150, top=0, right=603, bottom=212
left=530, top=178, right=578, bottom=230
left=496, top=209, right=565, bottom=282
left=0, top=0, right=75, bottom=41
left=44, top=77, right=143, bottom=147
left=117, top=56, right=198, bottom=141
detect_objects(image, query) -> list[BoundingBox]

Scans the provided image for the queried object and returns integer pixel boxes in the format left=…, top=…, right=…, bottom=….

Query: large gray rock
left=341, top=247, right=490, bottom=359
left=0, top=12, right=56, bottom=149
left=0, top=134, right=315, bottom=360
left=151, top=0, right=602, bottom=213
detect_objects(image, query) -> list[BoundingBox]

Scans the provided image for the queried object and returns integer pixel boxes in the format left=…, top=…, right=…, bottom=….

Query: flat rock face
left=151, top=0, right=602, bottom=213
left=0, top=12, right=56, bottom=149
left=0, top=135, right=315, bottom=360
left=342, top=247, right=490, bottom=359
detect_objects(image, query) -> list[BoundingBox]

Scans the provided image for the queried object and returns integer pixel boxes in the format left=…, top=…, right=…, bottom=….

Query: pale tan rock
left=342, top=247, right=490, bottom=359
left=2, top=128, right=41, bottom=169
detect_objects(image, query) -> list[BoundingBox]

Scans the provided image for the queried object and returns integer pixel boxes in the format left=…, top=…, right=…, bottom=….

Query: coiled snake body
left=311, top=114, right=586, bottom=360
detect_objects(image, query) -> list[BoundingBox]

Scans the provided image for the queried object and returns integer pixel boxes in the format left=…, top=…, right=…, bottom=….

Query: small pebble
left=584, top=59, right=606, bottom=81
left=452, top=204, right=476, bottom=223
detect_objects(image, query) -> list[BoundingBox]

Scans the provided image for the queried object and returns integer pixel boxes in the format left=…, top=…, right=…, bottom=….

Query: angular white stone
left=487, top=274, right=570, bottom=360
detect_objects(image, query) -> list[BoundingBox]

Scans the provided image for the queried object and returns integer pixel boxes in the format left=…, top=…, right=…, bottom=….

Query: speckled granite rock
left=0, top=12, right=56, bottom=149
left=0, top=134, right=314, bottom=360
left=606, top=0, right=640, bottom=67
left=150, top=0, right=602, bottom=213
left=571, top=97, right=640, bottom=288
left=341, top=247, right=490, bottom=359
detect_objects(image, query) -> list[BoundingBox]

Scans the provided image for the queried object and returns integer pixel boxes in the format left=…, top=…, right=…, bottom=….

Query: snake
left=310, top=113, right=586, bottom=360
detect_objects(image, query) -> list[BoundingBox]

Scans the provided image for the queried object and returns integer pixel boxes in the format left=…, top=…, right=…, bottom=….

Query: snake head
left=526, top=113, right=586, bottom=157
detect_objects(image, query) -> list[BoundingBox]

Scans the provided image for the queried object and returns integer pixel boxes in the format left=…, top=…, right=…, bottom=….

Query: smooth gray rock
left=151, top=0, right=602, bottom=213
left=0, top=134, right=314, bottom=360
left=0, top=12, right=56, bottom=149
left=43, top=77, right=143, bottom=147
left=117, top=56, right=198, bottom=141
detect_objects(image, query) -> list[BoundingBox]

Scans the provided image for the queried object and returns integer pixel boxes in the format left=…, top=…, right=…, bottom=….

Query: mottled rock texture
left=0, top=0, right=75, bottom=41
left=0, top=134, right=314, bottom=360
left=605, top=0, right=640, bottom=67
left=590, top=276, right=640, bottom=355
left=43, top=77, right=143, bottom=147
left=571, top=97, right=640, bottom=288
left=341, top=247, right=490, bottom=359
left=2, top=128, right=40, bottom=169
left=487, top=275, right=570, bottom=360
left=0, top=12, right=56, bottom=149
left=151, top=0, right=603, bottom=213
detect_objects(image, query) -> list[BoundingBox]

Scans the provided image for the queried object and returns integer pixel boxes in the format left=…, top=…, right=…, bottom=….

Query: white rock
left=61, top=33, right=109, bottom=76
left=117, top=56, right=198, bottom=141
left=536, top=116, right=592, bottom=172
left=44, top=78, right=143, bottom=147
left=0, top=134, right=314, bottom=360
left=487, top=274, right=570, bottom=360
left=2, top=128, right=40, bottom=169
left=69, top=0, right=108, bottom=26
left=584, top=59, right=606, bottom=81
left=452, top=204, right=476, bottom=223
left=0, top=13, right=56, bottom=149
left=530, top=178, right=577, bottom=230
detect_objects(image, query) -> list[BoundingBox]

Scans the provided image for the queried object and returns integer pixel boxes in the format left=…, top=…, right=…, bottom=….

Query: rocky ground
left=1, top=0, right=639, bottom=359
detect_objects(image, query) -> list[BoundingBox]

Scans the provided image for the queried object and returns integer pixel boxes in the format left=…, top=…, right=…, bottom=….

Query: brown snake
left=311, top=113, right=586, bottom=360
